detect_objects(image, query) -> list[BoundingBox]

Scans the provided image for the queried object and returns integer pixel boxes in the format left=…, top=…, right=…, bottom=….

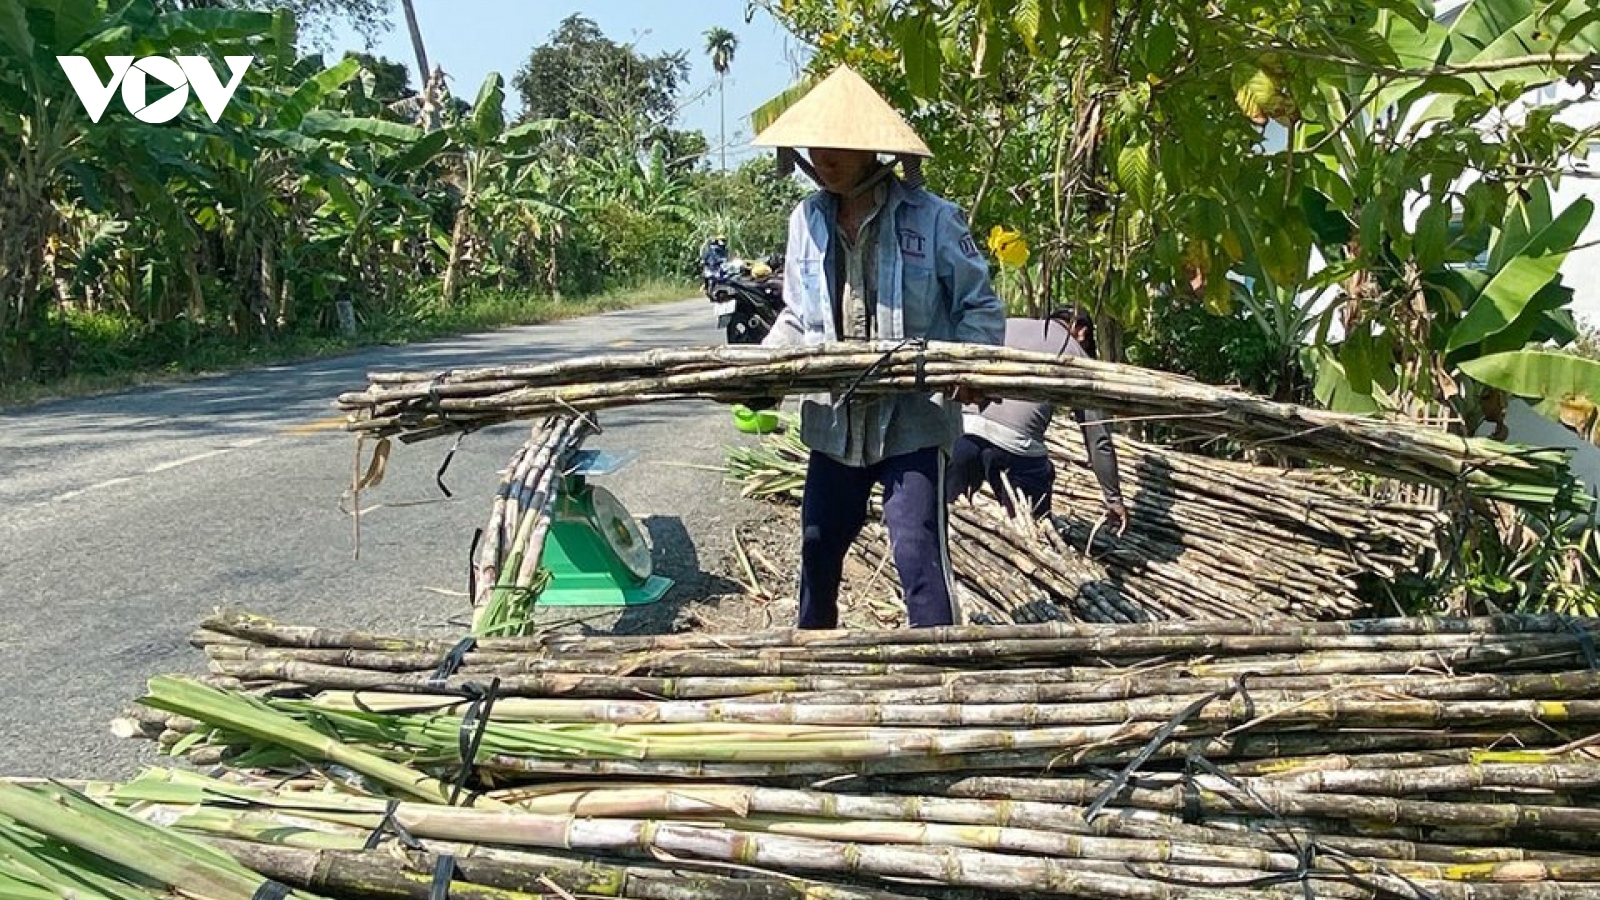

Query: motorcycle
left=706, top=253, right=785, bottom=345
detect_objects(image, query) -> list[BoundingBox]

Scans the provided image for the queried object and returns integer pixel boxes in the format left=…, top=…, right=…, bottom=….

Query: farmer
left=748, top=65, right=1006, bottom=630
left=947, top=308, right=1129, bottom=531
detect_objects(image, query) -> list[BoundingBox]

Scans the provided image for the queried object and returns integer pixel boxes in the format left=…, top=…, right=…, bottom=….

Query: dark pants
left=798, top=446, right=956, bottom=629
left=947, top=434, right=1055, bottom=519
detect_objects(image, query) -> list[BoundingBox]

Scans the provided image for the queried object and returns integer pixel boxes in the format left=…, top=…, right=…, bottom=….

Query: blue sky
left=322, top=1, right=810, bottom=167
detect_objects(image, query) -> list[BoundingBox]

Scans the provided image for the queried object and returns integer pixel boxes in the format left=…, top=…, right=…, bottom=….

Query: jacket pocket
left=900, top=259, right=936, bottom=338
left=797, top=255, right=823, bottom=289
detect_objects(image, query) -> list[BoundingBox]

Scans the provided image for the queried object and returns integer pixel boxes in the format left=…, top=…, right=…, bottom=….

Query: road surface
left=0, top=299, right=761, bottom=778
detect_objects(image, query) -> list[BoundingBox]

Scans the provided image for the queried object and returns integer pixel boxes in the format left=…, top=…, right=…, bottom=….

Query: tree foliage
left=753, top=0, right=1600, bottom=412
left=0, top=2, right=773, bottom=383
left=512, top=14, right=691, bottom=155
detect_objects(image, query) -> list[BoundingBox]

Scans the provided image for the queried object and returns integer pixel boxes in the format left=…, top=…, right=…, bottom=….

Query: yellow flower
left=987, top=225, right=1030, bottom=268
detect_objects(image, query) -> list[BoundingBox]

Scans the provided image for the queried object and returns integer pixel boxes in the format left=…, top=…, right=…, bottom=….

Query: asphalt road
left=0, top=298, right=761, bottom=779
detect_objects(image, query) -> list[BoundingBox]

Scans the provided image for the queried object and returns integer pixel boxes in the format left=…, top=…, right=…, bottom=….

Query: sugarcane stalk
left=304, top=689, right=1600, bottom=729
left=199, top=609, right=1595, bottom=654
left=138, top=676, right=498, bottom=807
left=337, top=343, right=1581, bottom=508
left=927, top=773, right=1600, bottom=833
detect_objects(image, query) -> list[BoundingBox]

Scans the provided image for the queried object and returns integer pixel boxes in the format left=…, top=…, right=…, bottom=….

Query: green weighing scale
left=538, top=448, right=674, bottom=607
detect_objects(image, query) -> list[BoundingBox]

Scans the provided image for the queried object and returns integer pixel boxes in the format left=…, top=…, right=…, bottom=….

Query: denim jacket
left=764, top=177, right=1005, bottom=462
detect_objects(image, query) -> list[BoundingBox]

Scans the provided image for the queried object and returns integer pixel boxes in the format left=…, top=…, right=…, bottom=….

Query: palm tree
left=703, top=27, right=738, bottom=172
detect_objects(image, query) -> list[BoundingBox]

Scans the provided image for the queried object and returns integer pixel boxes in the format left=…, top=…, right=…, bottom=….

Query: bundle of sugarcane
left=47, top=761, right=1600, bottom=900
left=471, top=415, right=594, bottom=636
left=334, top=342, right=1581, bottom=509
left=728, top=423, right=1444, bottom=622
left=133, top=611, right=1600, bottom=758
left=0, top=777, right=328, bottom=900
left=104, top=611, right=1600, bottom=899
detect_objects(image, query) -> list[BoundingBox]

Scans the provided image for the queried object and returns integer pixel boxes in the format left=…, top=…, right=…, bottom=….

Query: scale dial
left=588, top=485, right=653, bottom=582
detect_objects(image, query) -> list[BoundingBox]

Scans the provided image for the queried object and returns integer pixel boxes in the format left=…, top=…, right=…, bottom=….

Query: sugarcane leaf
left=168, top=728, right=210, bottom=757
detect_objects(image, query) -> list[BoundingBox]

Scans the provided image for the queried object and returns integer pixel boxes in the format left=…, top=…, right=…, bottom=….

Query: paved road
left=0, top=299, right=760, bottom=778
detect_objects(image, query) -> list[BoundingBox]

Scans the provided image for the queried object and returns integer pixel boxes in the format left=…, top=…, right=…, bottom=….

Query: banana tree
left=1300, top=0, right=1600, bottom=430
left=0, top=0, right=273, bottom=376
left=437, top=72, right=564, bottom=304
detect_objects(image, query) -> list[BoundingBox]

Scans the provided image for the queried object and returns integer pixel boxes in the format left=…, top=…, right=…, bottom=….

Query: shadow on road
left=598, top=515, right=745, bottom=636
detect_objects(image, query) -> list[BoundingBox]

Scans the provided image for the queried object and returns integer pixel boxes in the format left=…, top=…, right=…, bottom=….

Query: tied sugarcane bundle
left=334, top=342, right=1584, bottom=510
left=728, top=421, right=1445, bottom=622
left=472, top=415, right=595, bottom=637
left=54, top=764, right=1600, bottom=900
left=133, top=611, right=1600, bottom=766
left=101, top=610, right=1600, bottom=899
left=0, top=778, right=329, bottom=900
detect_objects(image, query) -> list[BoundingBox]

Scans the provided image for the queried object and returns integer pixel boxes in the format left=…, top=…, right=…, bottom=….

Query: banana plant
left=1293, top=0, right=1600, bottom=429
left=437, top=72, right=564, bottom=304
left=1313, top=179, right=1595, bottom=437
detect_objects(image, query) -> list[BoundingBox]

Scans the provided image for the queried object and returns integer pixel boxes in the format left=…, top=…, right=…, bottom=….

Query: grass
left=0, top=278, right=696, bottom=410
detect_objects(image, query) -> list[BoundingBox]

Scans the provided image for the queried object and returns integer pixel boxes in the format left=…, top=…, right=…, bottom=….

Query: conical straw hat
left=752, top=65, right=931, bottom=158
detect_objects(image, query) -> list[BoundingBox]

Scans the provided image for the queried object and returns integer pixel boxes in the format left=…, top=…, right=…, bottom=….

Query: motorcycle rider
left=748, top=64, right=1005, bottom=630
left=700, top=235, right=730, bottom=293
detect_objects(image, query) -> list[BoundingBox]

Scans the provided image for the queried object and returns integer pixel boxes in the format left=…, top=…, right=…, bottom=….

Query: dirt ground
left=672, top=503, right=912, bottom=633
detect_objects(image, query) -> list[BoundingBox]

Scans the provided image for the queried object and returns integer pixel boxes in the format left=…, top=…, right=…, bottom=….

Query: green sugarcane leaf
left=168, top=728, right=211, bottom=757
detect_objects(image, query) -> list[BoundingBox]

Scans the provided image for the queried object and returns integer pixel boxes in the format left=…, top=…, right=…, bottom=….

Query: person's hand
left=1105, top=501, right=1129, bottom=535
left=947, top=385, right=988, bottom=408
left=741, top=396, right=779, bottom=412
